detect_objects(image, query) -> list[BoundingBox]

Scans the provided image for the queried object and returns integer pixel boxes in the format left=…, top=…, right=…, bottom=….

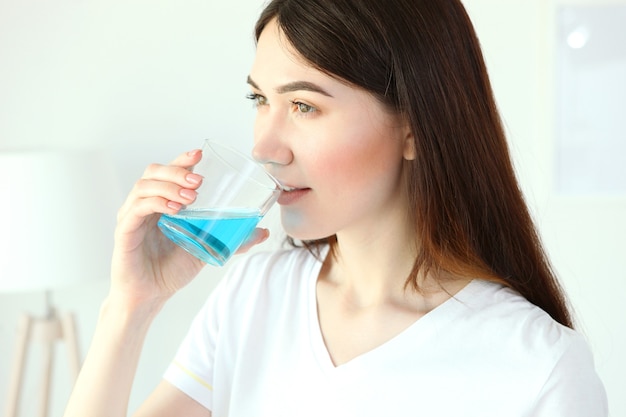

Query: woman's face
left=249, top=19, right=414, bottom=241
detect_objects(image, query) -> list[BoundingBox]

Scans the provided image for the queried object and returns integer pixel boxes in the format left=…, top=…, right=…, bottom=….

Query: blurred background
left=0, top=0, right=623, bottom=415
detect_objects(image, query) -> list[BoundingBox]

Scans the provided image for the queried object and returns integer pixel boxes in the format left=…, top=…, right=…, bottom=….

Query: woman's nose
left=252, top=119, right=293, bottom=166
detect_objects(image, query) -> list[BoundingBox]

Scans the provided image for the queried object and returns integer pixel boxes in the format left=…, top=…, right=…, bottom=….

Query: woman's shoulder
left=457, top=279, right=589, bottom=361
left=437, top=280, right=607, bottom=414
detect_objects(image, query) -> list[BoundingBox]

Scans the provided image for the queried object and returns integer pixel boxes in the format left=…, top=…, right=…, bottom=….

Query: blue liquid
left=157, top=208, right=262, bottom=266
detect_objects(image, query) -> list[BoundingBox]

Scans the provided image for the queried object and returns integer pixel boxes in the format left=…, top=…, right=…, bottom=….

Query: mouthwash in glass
left=158, top=208, right=262, bottom=266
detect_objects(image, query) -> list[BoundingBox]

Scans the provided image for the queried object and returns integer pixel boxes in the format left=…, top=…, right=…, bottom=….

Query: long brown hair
left=255, top=0, right=573, bottom=328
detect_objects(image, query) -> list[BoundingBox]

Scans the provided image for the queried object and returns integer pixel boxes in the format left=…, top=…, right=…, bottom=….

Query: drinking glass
left=157, top=140, right=281, bottom=266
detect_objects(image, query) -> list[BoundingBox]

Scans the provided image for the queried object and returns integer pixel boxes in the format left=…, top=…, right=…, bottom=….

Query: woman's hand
left=109, top=149, right=270, bottom=307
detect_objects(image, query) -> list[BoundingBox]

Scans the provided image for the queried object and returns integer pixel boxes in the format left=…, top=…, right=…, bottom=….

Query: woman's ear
left=403, top=129, right=416, bottom=161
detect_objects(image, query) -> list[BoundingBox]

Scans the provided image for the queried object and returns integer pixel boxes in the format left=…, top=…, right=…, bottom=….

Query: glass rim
left=203, top=139, right=283, bottom=191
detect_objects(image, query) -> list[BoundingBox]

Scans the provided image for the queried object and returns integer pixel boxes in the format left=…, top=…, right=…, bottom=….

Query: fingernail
left=179, top=189, right=196, bottom=200
left=187, top=149, right=201, bottom=157
left=255, top=228, right=270, bottom=242
left=186, top=173, right=203, bottom=185
left=167, top=201, right=182, bottom=210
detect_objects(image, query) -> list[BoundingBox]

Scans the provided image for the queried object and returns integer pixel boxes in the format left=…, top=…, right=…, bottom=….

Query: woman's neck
left=322, top=225, right=417, bottom=308
left=320, top=225, right=469, bottom=311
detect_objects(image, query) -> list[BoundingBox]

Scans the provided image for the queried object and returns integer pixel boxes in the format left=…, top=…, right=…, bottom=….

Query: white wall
left=0, top=0, right=623, bottom=416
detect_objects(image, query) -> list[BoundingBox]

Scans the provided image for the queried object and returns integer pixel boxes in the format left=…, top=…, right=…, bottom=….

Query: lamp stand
left=4, top=299, right=81, bottom=417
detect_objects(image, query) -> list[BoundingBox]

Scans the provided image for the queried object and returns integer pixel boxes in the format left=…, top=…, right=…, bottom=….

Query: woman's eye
left=246, top=92, right=268, bottom=107
left=291, top=101, right=316, bottom=114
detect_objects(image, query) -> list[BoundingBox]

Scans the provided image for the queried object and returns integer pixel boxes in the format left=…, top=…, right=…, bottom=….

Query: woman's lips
left=278, top=187, right=310, bottom=205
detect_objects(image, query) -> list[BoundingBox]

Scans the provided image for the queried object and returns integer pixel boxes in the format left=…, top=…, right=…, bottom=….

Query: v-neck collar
left=304, top=250, right=483, bottom=373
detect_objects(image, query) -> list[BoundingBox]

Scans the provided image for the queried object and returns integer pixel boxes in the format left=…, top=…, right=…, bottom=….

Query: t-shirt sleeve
left=530, top=333, right=608, bottom=416
left=162, top=275, right=230, bottom=410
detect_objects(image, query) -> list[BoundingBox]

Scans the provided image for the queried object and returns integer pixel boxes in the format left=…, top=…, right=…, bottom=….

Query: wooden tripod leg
left=4, top=314, right=34, bottom=417
left=38, top=334, right=54, bottom=417
left=4, top=311, right=82, bottom=417
left=61, top=312, right=82, bottom=380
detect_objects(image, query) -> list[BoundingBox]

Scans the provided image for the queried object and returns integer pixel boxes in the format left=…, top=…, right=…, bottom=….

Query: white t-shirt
left=164, top=247, right=607, bottom=416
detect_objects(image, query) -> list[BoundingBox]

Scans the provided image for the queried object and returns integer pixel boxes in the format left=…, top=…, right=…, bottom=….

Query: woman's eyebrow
left=247, top=76, right=333, bottom=97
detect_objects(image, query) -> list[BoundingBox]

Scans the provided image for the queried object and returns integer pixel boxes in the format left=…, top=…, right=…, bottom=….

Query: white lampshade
left=0, top=149, right=121, bottom=292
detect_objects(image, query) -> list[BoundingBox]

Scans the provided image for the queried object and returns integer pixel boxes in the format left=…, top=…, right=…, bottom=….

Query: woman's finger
left=116, top=149, right=204, bottom=221
left=132, top=178, right=198, bottom=205
left=116, top=180, right=192, bottom=224
left=169, top=148, right=203, bottom=168
left=236, top=228, right=270, bottom=254
left=141, top=163, right=204, bottom=190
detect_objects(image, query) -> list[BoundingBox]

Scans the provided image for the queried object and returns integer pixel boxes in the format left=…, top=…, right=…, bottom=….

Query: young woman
left=63, top=0, right=607, bottom=416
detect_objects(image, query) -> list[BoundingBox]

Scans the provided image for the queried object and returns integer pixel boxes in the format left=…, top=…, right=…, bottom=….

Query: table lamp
left=0, top=148, right=120, bottom=417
